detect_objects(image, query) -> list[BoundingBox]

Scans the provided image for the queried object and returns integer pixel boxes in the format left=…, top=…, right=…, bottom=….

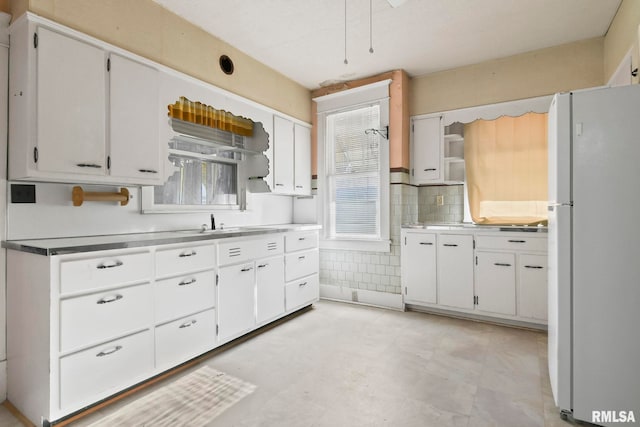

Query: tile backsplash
left=418, top=185, right=464, bottom=223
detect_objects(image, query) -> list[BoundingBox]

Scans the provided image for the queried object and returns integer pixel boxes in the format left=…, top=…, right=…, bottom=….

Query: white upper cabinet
left=36, top=27, right=107, bottom=176
left=272, top=115, right=311, bottom=195
left=293, top=123, right=311, bottom=195
left=108, top=53, right=161, bottom=184
left=273, top=115, right=295, bottom=193
left=411, top=115, right=443, bottom=184
left=8, top=16, right=165, bottom=186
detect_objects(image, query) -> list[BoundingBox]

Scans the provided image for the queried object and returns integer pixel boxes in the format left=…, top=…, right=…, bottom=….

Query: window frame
left=314, top=80, right=391, bottom=252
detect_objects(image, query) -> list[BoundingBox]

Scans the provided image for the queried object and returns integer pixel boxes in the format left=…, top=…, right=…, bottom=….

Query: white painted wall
left=6, top=183, right=293, bottom=240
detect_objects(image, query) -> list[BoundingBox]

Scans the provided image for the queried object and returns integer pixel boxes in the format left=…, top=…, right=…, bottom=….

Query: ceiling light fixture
left=369, top=0, right=374, bottom=54
left=343, top=0, right=348, bottom=65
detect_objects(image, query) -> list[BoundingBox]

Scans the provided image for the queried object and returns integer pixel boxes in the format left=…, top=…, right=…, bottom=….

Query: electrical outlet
left=436, top=195, right=444, bottom=206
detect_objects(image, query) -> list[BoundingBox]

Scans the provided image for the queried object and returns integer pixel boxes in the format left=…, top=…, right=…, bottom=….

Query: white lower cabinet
left=437, top=234, right=474, bottom=310
left=401, top=228, right=547, bottom=326
left=217, top=262, right=256, bottom=342
left=286, top=274, right=319, bottom=312
left=475, top=252, right=516, bottom=315
left=60, top=282, right=153, bottom=353
left=155, top=309, right=216, bottom=370
left=401, top=232, right=437, bottom=304
left=59, top=329, right=154, bottom=409
left=6, top=229, right=319, bottom=426
left=256, top=256, right=285, bottom=325
left=518, top=254, right=548, bottom=321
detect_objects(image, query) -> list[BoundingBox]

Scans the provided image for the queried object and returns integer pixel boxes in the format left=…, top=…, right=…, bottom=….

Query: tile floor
left=0, top=300, right=581, bottom=426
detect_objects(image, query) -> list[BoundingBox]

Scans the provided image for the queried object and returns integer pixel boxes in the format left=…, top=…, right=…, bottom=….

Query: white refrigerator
left=548, top=85, right=640, bottom=426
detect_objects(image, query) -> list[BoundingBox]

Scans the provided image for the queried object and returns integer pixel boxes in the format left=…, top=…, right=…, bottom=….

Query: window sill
left=320, top=238, right=391, bottom=253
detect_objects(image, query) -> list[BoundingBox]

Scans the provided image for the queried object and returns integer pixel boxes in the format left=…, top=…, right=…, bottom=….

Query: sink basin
left=176, top=226, right=265, bottom=235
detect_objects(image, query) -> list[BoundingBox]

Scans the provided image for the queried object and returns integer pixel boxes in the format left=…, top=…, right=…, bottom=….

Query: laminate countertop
left=1, top=224, right=322, bottom=256
left=402, top=222, right=547, bottom=233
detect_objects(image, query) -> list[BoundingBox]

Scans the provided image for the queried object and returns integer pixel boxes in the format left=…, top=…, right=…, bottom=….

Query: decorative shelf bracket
left=72, top=186, right=130, bottom=207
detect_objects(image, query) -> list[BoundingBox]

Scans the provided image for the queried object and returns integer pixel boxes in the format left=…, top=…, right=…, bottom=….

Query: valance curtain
left=464, top=113, right=548, bottom=225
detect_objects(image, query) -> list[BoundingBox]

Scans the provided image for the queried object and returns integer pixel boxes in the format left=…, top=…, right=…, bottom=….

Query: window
left=326, top=105, right=381, bottom=238
left=314, top=80, right=390, bottom=251
left=141, top=137, right=243, bottom=212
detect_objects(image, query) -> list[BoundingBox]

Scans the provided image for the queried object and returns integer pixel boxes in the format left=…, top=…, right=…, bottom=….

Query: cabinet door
left=412, top=116, right=442, bottom=183
left=437, top=234, right=473, bottom=309
left=293, top=124, right=311, bottom=195
left=273, top=115, right=294, bottom=193
left=518, top=254, right=547, bottom=320
left=108, top=54, right=161, bottom=183
left=36, top=27, right=106, bottom=175
left=475, top=251, right=516, bottom=315
left=401, top=232, right=437, bottom=304
left=256, top=256, right=285, bottom=324
left=217, top=262, right=256, bottom=342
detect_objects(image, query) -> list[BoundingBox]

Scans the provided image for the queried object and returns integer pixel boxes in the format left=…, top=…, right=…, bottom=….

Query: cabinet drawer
left=155, top=270, right=216, bottom=323
left=285, top=249, right=319, bottom=282
left=285, top=274, right=319, bottom=312
left=60, top=251, right=152, bottom=295
left=59, top=330, right=153, bottom=410
left=60, top=283, right=153, bottom=352
left=218, top=240, right=253, bottom=266
left=285, top=231, right=318, bottom=253
left=155, top=309, right=216, bottom=370
left=155, top=244, right=215, bottom=278
left=475, top=235, right=547, bottom=252
left=254, top=235, right=285, bottom=259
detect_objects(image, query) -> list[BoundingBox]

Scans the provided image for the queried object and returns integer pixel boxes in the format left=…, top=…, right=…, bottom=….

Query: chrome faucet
left=211, top=214, right=216, bottom=230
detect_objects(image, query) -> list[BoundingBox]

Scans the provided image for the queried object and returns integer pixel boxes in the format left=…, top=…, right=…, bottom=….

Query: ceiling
left=153, top=0, right=622, bottom=90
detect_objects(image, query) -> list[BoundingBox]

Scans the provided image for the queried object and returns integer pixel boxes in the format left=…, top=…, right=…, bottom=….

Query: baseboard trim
left=320, top=284, right=403, bottom=310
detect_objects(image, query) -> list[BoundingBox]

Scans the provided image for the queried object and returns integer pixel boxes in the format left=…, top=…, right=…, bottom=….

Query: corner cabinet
left=272, top=116, right=311, bottom=195
left=401, top=228, right=548, bottom=327
left=8, top=15, right=164, bottom=185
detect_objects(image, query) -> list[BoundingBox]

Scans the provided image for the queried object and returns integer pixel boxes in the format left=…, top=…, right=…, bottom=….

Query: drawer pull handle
left=298, top=256, right=306, bottom=260
left=97, top=294, right=123, bottom=304
left=275, top=183, right=284, bottom=186
left=178, top=278, right=197, bottom=286
left=494, top=263, right=512, bottom=267
left=299, top=281, right=308, bottom=287
left=424, top=168, right=437, bottom=171
left=524, top=265, right=544, bottom=269
left=179, top=319, right=197, bottom=329
left=295, top=185, right=303, bottom=188
left=77, top=163, right=103, bottom=169
left=241, top=267, right=253, bottom=272
left=258, top=263, right=269, bottom=268
left=508, top=240, right=526, bottom=243
left=419, top=242, right=433, bottom=245
left=443, top=244, right=458, bottom=247
left=96, top=345, right=122, bottom=357
left=96, top=260, right=123, bottom=269
left=179, top=251, right=197, bottom=258
left=138, top=169, right=158, bottom=174
left=298, top=237, right=306, bottom=241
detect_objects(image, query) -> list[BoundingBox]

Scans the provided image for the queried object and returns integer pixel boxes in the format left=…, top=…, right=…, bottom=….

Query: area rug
left=88, top=366, right=257, bottom=427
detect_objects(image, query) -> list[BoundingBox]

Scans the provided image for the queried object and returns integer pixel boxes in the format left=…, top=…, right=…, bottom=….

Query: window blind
left=326, top=105, right=381, bottom=238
